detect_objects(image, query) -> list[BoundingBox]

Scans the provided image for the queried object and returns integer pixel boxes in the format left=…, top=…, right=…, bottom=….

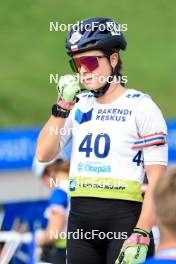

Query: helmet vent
left=88, top=27, right=99, bottom=38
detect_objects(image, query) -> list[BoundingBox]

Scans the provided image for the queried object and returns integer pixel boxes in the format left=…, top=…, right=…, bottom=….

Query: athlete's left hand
left=115, top=228, right=150, bottom=264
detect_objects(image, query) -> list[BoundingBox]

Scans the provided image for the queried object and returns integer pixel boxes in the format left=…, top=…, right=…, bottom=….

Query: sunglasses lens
left=70, top=56, right=101, bottom=72
left=70, top=56, right=99, bottom=72
left=80, top=56, right=98, bottom=71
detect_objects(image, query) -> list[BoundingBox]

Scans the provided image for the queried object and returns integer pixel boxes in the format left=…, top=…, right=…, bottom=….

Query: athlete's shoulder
left=129, top=88, right=163, bottom=113
left=125, top=88, right=150, bottom=100
left=76, top=91, right=94, bottom=102
left=73, top=91, right=94, bottom=112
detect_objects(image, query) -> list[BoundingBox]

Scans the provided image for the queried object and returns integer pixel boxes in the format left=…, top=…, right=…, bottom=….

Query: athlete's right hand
left=57, top=74, right=87, bottom=110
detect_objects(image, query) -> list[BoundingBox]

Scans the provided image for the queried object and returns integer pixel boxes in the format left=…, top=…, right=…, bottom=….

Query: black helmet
left=66, top=17, right=127, bottom=98
left=66, top=17, right=127, bottom=56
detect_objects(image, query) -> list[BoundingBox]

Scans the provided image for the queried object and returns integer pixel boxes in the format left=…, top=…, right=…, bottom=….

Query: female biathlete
left=36, top=17, right=168, bottom=264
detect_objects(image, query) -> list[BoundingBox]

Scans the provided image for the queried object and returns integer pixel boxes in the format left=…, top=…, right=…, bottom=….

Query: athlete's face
left=72, top=50, right=118, bottom=90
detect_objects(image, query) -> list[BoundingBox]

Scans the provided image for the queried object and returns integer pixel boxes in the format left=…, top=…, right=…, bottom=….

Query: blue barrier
left=0, top=122, right=175, bottom=170
left=0, top=128, right=72, bottom=170
left=0, top=128, right=40, bottom=170
left=167, top=120, right=176, bottom=163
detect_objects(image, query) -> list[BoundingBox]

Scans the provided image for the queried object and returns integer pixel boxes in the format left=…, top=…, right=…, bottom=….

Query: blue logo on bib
left=75, top=108, right=93, bottom=124
left=70, top=180, right=76, bottom=191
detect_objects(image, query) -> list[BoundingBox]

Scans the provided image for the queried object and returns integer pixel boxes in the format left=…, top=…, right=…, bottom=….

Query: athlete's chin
left=82, top=82, right=105, bottom=91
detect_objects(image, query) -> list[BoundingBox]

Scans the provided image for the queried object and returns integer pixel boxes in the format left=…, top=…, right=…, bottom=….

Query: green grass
left=0, top=0, right=175, bottom=127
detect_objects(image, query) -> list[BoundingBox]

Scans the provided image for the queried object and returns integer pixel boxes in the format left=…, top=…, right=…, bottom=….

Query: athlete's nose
left=79, top=65, right=88, bottom=74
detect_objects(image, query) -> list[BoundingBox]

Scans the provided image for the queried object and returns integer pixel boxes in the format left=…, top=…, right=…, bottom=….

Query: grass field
left=0, top=0, right=175, bottom=127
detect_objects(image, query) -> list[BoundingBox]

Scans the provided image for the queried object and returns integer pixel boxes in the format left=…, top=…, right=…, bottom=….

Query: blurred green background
left=0, top=0, right=175, bottom=127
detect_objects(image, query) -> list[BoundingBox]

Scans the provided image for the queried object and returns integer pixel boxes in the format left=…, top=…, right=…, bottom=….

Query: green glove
left=57, top=74, right=87, bottom=103
left=115, top=228, right=150, bottom=264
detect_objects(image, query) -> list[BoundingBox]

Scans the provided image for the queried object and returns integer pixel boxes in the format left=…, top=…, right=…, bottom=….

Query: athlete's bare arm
left=136, top=164, right=167, bottom=232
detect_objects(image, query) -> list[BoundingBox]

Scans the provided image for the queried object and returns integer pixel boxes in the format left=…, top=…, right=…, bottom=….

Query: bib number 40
left=79, top=133, right=110, bottom=158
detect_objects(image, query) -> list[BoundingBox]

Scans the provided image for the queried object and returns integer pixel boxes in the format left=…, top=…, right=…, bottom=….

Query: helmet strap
left=90, top=60, right=119, bottom=98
